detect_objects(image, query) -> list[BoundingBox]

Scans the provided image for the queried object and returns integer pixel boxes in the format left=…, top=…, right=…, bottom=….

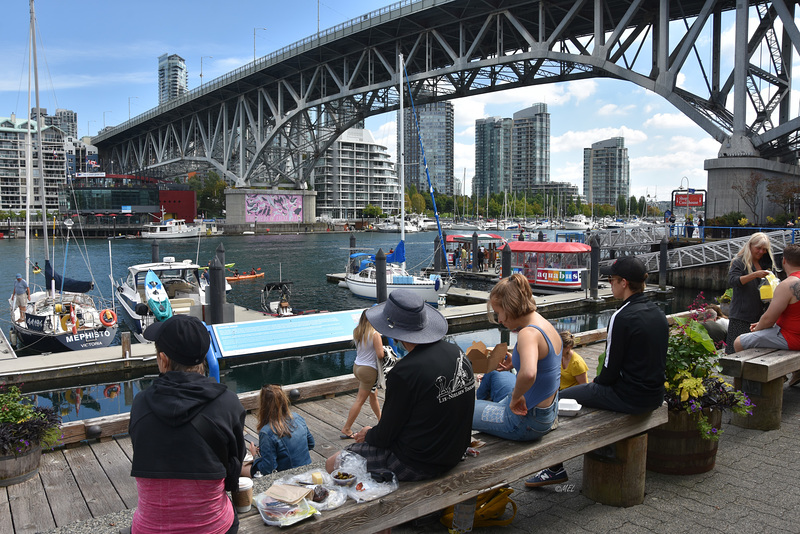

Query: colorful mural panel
left=245, top=193, right=303, bottom=223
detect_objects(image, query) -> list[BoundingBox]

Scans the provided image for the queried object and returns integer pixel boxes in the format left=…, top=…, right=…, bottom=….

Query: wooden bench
left=237, top=404, right=668, bottom=534
left=720, top=348, right=800, bottom=430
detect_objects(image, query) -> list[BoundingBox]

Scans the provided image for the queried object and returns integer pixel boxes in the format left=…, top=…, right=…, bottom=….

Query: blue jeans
left=476, top=370, right=515, bottom=401
left=473, top=371, right=559, bottom=441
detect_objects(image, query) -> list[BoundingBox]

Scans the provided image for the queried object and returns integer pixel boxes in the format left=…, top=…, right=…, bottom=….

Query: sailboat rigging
left=11, top=0, right=118, bottom=353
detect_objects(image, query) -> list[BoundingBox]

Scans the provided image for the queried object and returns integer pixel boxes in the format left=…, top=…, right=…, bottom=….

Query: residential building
left=315, top=128, right=400, bottom=219
left=55, top=109, right=78, bottom=138
left=474, top=116, right=512, bottom=197
left=397, top=101, right=454, bottom=195
left=512, top=103, right=550, bottom=191
left=0, top=114, right=66, bottom=211
left=583, top=137, right=629, bottom=206
left=158, top=53, right=189, bottom=105
left=64, top=137, right=99, bottom=177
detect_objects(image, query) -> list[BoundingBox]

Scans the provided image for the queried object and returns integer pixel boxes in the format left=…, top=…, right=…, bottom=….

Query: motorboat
left=114, top=256, right=229, bottom=342
left=141, top=217, right=200, bottom=239
left=344, top=242, right=451, bottom=305
left=260, top=281, right=324, bottom=316
left=562, top=215, right=592, bottom=231
left=499, top=241, right=591, bottom=290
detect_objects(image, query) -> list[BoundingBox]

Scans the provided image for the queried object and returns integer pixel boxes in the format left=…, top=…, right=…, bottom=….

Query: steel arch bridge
left=93, top=0, right=800, bottom=189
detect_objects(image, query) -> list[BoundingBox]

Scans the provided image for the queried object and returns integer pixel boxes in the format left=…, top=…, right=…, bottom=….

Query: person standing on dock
left=725, top=232, right=775, bottom=354
left=530, top=256, right=668, bottom=487
left=340, top=311, right=383, bottom=439
left=129, top=315, right=246, bottom=534
left=11, top=272, right=29, bottom=323
left=325, top=290, right=475, bottom=481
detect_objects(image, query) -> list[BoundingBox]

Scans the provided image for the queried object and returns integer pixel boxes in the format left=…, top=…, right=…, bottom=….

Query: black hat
left=144, top=314, right=210, bottom=366
left=599, top=256, right=647, bottom=282
left=365, top=290, right=448, bottom=344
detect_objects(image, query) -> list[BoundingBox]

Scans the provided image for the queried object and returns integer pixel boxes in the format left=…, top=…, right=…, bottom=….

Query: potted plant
left=647, top=315, right=754, bottom=475
left=0, top=385, right=61, bottom=486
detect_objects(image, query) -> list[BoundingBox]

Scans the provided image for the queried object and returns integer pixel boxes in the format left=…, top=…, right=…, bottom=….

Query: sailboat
left=343, top=54, right=452, bottom=305
left=10, top=0, right=118, bottom=353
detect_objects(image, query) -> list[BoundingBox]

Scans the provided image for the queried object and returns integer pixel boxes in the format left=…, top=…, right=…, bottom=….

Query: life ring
left=100, top=308, right=117, bottom=327
left=104, top=384, right=121, bottom=399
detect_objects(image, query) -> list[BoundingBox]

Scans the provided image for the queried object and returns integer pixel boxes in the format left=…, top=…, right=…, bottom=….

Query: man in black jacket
left=325, top=290, right=475, bottom=481
left=129, top=315, right=246, bottom=533
left=561, top=255, right=667, bottom=413
left=528, top=256, right=668, bottom=488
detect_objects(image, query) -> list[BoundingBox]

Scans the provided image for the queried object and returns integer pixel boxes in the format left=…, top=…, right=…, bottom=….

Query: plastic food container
left=558, top=398, right=582, bottom=417
left=332, top=471, right=356, bottom=487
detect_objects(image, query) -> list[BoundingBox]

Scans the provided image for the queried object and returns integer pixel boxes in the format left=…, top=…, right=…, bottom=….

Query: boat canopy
left=386, top=241, right=405, bottom=264
left=446, top=233, right=505, bottom=243
left=500, top=241, right=591, bottom=253
left=45, top=260, right=93, bottom=293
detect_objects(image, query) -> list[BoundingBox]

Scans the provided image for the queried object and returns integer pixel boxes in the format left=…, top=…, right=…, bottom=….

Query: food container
left=558, top=398, right=582, bottom=417
left=332, top=471, right=356, bottom=487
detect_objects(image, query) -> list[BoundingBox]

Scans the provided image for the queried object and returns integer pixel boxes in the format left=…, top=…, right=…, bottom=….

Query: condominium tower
left=158, top=54, right=188, bottom=105
left=583, top=137, right=629, bottom=206
left=398, top=101, right=454, bottom=195
left=512, top=103, right=550, bottom=192
left=474, top=116, right=512, bottom=197
left=315, top=128, right=400, bottom=219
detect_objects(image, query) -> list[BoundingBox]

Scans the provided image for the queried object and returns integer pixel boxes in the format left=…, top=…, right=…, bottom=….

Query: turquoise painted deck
left=210, top=308, right=367, bottom=357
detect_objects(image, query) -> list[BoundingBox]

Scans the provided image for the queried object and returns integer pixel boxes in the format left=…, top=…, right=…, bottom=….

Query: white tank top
left=354, top=334, right=379, bottom=370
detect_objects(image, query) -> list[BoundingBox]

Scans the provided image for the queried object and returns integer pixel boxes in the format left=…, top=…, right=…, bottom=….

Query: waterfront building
left=0, top=114, right=66, bottom=211
left=398, top=101, right=454, bottom=195
left=158, top=53, right=189, bottom=105
left=55, top=109, right=78, bottom=138
left=474, top=116, right=512, bottom=197
left=583, top=137, right=629, bottom=206
left=315, top=128, right=400, bottom=219
left=512, top=103, right=550, bottom=192
left=64, top=137, right=99, bottom=177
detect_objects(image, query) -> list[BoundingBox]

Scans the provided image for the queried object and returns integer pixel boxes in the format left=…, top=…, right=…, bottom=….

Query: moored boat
left=141, top=217, right=200, bottom=239
left=499, top=241, right=591, bottom=290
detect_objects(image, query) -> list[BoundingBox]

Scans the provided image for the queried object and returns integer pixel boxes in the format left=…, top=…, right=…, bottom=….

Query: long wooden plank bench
left=720, top=348, right=800, bottom=430
left=237, top=404, right=668, bottom=534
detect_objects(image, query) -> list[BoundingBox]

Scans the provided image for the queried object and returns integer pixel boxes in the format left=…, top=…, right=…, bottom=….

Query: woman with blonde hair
left=340, top=311, right=383, bottom=439
left=725, top=232, right=775, bottom=353
left=472, top=273, right=560, bottom=441
left=247, top=385, right=314, bottom=476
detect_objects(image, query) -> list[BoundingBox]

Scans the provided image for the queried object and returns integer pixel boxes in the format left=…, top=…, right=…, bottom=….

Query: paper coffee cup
left=232, top=477, right=254, bottom=513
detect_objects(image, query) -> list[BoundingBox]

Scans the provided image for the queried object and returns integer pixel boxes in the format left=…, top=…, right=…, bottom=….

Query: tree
left=638, top=196, right=646, bottom=217
left=616, top=195, right=627, bottom=215
left=731, top=172, right=763, bottom=224
left=362, top=204, right=382, bottom=218
left=766, top=177, right=800, bottom=217
left=189, top=170, right=227, bottom=217
left=411, top=193, right=426, bottom=214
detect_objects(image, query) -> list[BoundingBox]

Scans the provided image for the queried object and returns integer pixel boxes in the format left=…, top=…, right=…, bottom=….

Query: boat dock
left=4, top=339, right=799, bottom=534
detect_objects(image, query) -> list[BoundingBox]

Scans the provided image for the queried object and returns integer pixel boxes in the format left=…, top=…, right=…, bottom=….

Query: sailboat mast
left=30, top=0, right=49, bottom=261
left=24, top=18, right=33, bottom=283
left=398, top=53, right=405, bottom=249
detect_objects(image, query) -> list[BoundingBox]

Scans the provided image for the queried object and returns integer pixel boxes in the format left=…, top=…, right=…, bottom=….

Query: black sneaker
left=525, top=467, right=568, bottom=487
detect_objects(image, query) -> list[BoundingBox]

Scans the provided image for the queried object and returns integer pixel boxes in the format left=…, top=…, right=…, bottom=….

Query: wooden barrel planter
left=0, top=445, right=42, bottom=486
left=646, top=408, right=722, bottom=475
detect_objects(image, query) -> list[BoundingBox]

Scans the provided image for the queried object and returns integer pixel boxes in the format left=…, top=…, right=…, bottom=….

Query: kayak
left=145, top=269, right=173, bottom=321
left=226, top=272, right=265, bottom=282
left=199, top=263, right=235, bottom=270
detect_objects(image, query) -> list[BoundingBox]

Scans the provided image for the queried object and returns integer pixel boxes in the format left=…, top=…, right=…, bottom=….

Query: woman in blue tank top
left=472, top=274, right=561, bottom=440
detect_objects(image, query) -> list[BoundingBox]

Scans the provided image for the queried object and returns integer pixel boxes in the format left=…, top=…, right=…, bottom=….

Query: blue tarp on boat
left=44, top=260, right=93, bottom=293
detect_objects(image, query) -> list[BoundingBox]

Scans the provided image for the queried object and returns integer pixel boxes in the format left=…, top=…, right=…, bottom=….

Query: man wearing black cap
left=560, top=255, right=668, bottom=413
left=325, top=290, right=475, bottom=481
left=129, top=315, right=246, bottom=534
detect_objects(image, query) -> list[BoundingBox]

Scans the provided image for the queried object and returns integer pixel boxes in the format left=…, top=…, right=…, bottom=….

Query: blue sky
left=2, top=0, right=773, bottom=203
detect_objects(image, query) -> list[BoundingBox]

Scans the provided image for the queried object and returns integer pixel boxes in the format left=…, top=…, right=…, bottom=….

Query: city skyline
left=2, top=0, right=773, bottom=203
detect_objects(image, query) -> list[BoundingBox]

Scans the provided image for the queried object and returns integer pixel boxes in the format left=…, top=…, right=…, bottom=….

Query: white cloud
left=644, top=113, right=695, bottom=129
left=597, top=103, right=636, bottom=116
left=552, top=126, right=648, bottom=153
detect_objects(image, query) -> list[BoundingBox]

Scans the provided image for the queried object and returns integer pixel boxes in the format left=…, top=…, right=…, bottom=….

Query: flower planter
left=0, top=445, right=42, bottom=486
left=646, top=408, right=722, bottom=475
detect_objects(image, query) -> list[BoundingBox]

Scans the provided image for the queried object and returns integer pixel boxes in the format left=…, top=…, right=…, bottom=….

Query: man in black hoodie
left=129, top=315, right=246, bottom=534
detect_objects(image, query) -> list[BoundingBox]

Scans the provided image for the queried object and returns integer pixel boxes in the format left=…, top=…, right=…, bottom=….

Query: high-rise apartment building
left=315, top=128, right=400, bottom=219
left=583, top=137, right=629, bottom=206
left=55, top=109, right=78, bottom=138
left=397, top=101, right=454, bottom=195
left=158, top=53, right=188, bottom=105
left=512, top=103, right=550, bottom=192
left=474, top=116, right=512, bottom=197
left=0, top=114, right=66, bottom=211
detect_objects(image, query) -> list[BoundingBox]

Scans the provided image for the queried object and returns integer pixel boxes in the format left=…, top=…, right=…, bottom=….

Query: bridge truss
left=94, top=0, right=800, bottom=188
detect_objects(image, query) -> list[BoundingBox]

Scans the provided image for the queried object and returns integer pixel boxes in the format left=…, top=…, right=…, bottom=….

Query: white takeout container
left=558, top=399, right=582, bottom=417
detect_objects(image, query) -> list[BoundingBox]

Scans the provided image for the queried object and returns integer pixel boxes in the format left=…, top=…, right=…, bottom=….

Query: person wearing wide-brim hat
left=129, top=315, right=246, bottom=533
left=325, top=290, right=475, bottom=481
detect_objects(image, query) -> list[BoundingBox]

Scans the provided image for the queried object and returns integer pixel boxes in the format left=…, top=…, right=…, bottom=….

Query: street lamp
left=128, top=96, right=138, bottom=120
left=254, top=28, right=267, bottom=62
left=200, top=56, right=213, bottom=86
left=87, top=119, right=96, bottom=137
left=680, top=176, right=690, bottom=235
left=103, top=110, right=112, bottom=128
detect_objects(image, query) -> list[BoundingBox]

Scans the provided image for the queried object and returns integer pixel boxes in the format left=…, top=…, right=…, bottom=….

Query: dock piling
left=502, top=241, right=511, bottom=278
left=121, top=332, right=131, bottom=368
left=472, top=232, right=479, bottom=273
left=376, top=249, right=387, bottom=303
left=659, top=237, right=668, bottom=290
left=151, top=241, right=159, bottom=263
left=590, top=235, right=600, bottom=300
left=209, top=257, right=226, bottom=324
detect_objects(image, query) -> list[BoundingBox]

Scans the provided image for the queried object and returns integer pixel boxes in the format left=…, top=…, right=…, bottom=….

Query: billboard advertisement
left=244, top=193, right=303, bottom=223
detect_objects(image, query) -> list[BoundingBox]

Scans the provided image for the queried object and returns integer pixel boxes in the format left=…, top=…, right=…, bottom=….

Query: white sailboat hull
left=345, top=273, right=449, bottom=305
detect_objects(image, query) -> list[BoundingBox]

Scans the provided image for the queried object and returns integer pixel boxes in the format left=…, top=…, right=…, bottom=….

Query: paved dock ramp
left=210, top=309, right=365, bottom=358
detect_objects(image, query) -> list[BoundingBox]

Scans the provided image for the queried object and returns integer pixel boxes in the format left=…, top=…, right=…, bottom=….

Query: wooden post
left=121, top=331, right=131, bottom=368
left=732, top=377, right=783, bottom=430
left=582, top=433, right=647, bottom=507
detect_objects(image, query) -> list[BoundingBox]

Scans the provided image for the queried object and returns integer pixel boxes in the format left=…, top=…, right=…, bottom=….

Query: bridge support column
left=705, top=157, right=800, bottom=223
